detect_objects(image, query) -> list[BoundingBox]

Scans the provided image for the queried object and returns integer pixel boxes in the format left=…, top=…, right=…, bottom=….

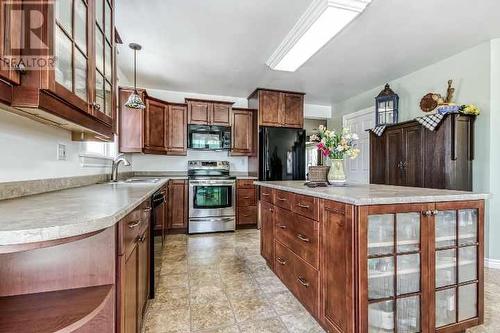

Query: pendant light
left=125, top=43, right=146, bottom=109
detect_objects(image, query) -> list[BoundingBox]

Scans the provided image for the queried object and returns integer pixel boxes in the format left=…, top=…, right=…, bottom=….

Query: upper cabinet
left=231, top=107, right=257, bottom=156
left=119, top=88, right=187, bottom=156
left=186, top=98, right=233, bottom=126
left=7, top=0, right=116, bottom=140
left=0, top=0, right=22, bottom=85
left=248, top=88, right=305, bottom=128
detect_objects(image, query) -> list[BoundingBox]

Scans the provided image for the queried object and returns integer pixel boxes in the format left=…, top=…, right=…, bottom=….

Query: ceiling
left=116, top=0, right=500, bottom=105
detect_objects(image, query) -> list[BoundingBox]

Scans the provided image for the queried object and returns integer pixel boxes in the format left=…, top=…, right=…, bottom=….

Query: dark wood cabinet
left=260, top=199, right=274, bottom=267
left=0, top=0, right=21, bottom=85
left=236, top=179, right=257, bottom=226
left=231, top=108, right=257, bottom=156
left=167, top=103, right=188, bottom=155
left=186, top=98, right=233, bottom=126
left=119, top=90, right=187, bottom=156
left=248, top=88, right=305, bottom=128
left=137, top=226, right=149, bottom=330
left=259, top=186, right=485, bottom=333
left=168, top=180, right=188, bottom=231
left=8, top=0, right=117, bottom=140
left=370, top=114, right=474, bottom=191
left=123, top=244, right=138, bottom=333
left=144, top=97, right=168, bottom=154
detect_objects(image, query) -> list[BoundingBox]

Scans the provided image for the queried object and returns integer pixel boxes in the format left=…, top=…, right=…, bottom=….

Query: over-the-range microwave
left=187, top=124, right=231, bottom=151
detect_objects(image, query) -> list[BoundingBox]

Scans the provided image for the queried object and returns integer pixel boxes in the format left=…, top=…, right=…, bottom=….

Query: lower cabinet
left=259, top=187, right=485, bottom=333
left=118, top=200, right=151, bottom=333
left=236, top=179, right=258, bottom=226
left=168, top=180, right=188, bottom=231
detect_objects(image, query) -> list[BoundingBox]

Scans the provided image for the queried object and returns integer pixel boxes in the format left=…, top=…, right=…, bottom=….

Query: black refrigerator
left=259, top=127, right=306, bottom=181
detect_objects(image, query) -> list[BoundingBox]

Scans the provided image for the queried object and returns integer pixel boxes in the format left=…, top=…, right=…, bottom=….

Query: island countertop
left=0, top=178, right=169, bottom=246
left=254, top=181, right=489, bottom=205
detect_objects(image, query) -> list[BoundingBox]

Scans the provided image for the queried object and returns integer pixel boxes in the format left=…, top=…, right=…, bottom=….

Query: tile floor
left=143, top=229, right=500, bottom=333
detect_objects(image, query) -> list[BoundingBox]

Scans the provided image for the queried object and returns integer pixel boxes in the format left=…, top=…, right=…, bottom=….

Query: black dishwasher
left=150, top=189, right=166, bottom=299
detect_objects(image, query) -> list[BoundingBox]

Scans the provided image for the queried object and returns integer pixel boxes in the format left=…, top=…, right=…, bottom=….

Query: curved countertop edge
left=0, top=178, right=169, bottom=247
left=253, top=181, right=490, bottom=206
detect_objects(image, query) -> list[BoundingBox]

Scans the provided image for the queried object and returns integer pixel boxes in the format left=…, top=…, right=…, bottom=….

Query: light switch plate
left=57, top=143, right=67, bottom=160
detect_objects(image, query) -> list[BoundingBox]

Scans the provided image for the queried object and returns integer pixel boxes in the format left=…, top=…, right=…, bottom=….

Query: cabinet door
left=231, top=109, right=254, bottom=155
left=168, top=180, right=187, bottom=229
left=92, top=0, right=114, bottom=125
left=403, top=125, right=424, bottom=187
left=321, top=201, right=355, bottom=333
left=144, top=98, right=167, bottom=153
left=137, top=227, right=149, bottom=331
left=0, top=0, right=21, bottom=84
left=53, top=0, right=91, bottom=114
left=119, top=87, right=145, bottom=153
left=359, top=203, right=433, bottom=333
left=432, top=201, right=484, bottom=331
left=188, top=101, right=210, bottom=124
left=259, top=90, right=281, bottom=127
left=211, top=103, right=231, bottom=126
left=167, top=104, right=187, bottom=155
left=124, top=245, right=138, bottom=333
left=260, top=201, right=274, bottom=267
left=385, top=129, right=404, bottom=186
left=282, top=93, right=303, bottom=128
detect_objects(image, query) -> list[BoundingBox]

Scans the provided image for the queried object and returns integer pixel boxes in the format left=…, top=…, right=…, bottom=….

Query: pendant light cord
left=133, top=49, right=137, bottom=93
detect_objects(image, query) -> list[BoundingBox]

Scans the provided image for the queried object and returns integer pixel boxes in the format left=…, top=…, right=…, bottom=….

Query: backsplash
left=131, top=150, right=248, bottom=173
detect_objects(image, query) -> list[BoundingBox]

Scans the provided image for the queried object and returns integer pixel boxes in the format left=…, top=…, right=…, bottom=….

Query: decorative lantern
left=375, top=83, right=399, bottom=126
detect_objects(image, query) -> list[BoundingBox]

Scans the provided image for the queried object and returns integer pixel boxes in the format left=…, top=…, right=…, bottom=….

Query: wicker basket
left=308, top=165, right=330, bottom=182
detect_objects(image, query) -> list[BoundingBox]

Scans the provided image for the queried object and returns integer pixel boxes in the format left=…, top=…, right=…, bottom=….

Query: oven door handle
left=189, top=217, right=235, bottom=223
left=189, top=181, right=235, bottom=186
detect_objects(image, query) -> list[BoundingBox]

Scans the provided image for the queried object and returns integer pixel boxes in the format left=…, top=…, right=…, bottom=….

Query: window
left=79, top=137, right=118, bottom=167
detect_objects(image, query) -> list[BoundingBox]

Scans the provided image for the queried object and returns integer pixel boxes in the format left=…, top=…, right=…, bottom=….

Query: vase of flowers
left=310, top=126, right=360, bottom=186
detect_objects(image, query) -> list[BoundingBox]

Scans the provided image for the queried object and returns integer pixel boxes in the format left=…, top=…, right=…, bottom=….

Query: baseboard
left=485, top=258, right=500, bottom=270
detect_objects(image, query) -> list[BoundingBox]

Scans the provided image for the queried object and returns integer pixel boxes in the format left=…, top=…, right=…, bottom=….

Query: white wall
left=328, top=40, right=498, bottom=259
left=0, top=110, right=130, bottom=183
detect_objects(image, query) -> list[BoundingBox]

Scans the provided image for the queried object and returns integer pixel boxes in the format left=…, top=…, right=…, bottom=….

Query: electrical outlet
left=57, top=143, right=67, bottom=160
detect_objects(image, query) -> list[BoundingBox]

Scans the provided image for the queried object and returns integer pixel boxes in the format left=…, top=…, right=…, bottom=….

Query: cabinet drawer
left=274, top=190, right=293, bottom=211
left=118, top=201, right=151, bottom=258
left=292, top=194, right=319, bottom=221
left=274, top=241, right=319, bottom=315
left=274, top=206, right=319, bottom=268
left=238, top=188, right=256, bottom=206
left=237, top=179, right=256, bottom=189
left=260, top=187, right=274, bottom=204
left=238, top=206, right=257, bottom=225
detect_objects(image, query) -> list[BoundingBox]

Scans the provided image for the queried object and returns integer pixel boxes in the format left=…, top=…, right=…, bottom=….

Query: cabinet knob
left=422, top=210, right=432, bottom=216
left=276, top=257, right=287, bottom=265
left=432, top=210, right=438, bottom=216
left=92, top=102, right=101, bottom=111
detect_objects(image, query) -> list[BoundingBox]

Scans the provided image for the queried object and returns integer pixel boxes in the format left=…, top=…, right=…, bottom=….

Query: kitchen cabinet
left=118, top=200, right=151, bottom=333
left=10, top=0, right=117, bottom=140
left=186, top=98, right=233, bottom=126
left=119, top=90, right=187, bottom=156
left=231, top=108, right=257, bottom=156
left=168, top=180, right=188, bottom=231
left=248, top=88, right=305, bottom=128
left=370, top=114, right=474, bottom=191
left=258, top=185, right=485, bottom=333
left=0, top=0, right=21, bottom=85
left=236, top=179, right=257, bottom=226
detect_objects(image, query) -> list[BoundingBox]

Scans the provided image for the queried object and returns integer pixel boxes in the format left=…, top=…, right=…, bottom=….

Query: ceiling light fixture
left=267, top=0, right=372, bottom=72
left=125, top=43, right=146, bottom=109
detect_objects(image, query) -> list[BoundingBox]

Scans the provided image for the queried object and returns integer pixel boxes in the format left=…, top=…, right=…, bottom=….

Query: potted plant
left=310, top=126, right=360, bottom=185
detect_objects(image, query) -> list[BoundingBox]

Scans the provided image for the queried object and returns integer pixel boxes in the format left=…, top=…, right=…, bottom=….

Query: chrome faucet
left=111, top=154, right=131, bottom=182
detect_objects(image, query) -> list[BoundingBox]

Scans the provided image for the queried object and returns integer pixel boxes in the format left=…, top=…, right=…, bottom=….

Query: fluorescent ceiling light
left=267, top=0, right=372, bottom=72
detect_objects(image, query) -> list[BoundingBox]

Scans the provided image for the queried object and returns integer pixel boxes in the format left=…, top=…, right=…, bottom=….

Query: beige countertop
left=254, top=181, right=489, bottom=206
left=0, top=178, right=169, bottom=246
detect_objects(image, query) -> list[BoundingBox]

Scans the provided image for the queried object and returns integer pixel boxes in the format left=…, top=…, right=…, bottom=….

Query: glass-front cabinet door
left=433, top=201, right=483, bottom=331
left=360, top=203, right=432, bottom=333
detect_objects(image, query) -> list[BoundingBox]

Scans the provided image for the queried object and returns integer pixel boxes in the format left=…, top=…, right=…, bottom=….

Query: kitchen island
left=255, top=181, right=488, bottom=333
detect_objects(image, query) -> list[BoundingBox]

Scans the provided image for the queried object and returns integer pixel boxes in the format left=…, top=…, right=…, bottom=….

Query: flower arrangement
left=460, top=104, right=480, bottom=116
left=310, top=126, right=360, bottom=160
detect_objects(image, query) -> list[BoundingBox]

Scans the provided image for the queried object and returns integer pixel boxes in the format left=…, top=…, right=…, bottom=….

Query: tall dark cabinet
left=370, top=114, right=474, bottom=191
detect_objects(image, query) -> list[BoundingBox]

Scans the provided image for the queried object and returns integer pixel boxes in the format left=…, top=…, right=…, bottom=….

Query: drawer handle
left=297, top=203, right=310, bottom=209
left=243, top=196, right=250, bottom=199
left=144, top=207, right=152, bottom=213
left=138, top=233, right=147, bottom=243
left=269, top=208, right=273, bottom=212
left=279, top=225, right=287, bottom=229
left=277, top=197, right=287, bottom=201
left=276, top=257, right=287, bottom=265
left=128, top=220, right=141, bottom=229
left=297, top=234, right=310, bottom=243
left=262, top=193, right=270, bottom=196
left=297, top=277, right=310, bottom=287
left=242, top=214, right=251, bottom=217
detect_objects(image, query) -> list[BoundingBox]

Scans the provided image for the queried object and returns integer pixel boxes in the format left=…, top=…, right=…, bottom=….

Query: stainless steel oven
left=188, top=161, right=236, bottom=234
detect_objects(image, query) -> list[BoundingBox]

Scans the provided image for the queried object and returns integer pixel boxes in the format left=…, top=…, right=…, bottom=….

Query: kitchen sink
left=105, top=178, right=161, bottom=185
